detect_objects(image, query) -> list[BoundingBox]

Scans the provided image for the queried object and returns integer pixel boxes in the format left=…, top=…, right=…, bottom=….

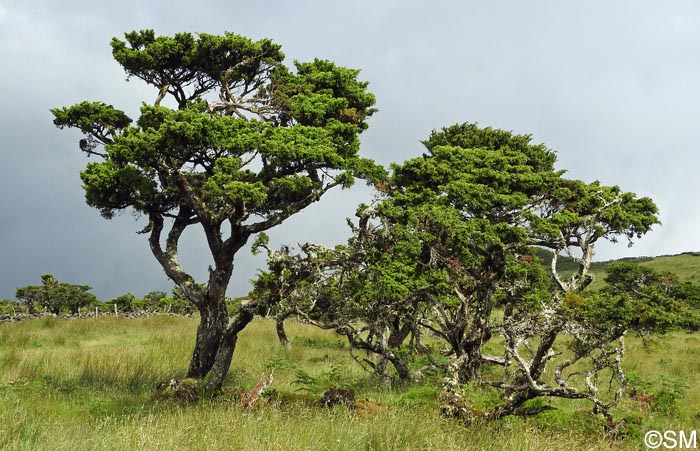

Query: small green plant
left=293, top=365, right=349, bottom=394
left=626, top=371, right=688, bottom=416
left=625, top=371, right=654, bottom=399
left=652, top=376, right=688, bottom=416
left=263, top=356, right=295, bottom=371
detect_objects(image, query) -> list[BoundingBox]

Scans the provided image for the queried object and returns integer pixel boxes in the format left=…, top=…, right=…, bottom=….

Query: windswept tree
left=255, top=124, right=565, bottom=383
left=387, top=124, right=563, bottom=382
left=52, top=30, right=382, bottom=392
left=396, top=127, right=661, bottom=420
left=253, top=123, right=668, bottom=423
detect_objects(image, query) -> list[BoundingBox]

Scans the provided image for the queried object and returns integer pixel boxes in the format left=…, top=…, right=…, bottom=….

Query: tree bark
left=457, top=342, right=483, bottom=383
left=187, top=298, right=229, bottom=378
left=202, top=332, right=238, bottom=394
left=203, top=306, right=256, bottom=393
left=276, top=314, right=291, bottom=349
left=454, top=282, right=497, bottom=384
left=186, top=244, right=237, bottom=379
left=389, top=354, right=410, bottom=380
left=485, top=389, right=538, bottom=420
left=387, top=322, right=412, bottom=348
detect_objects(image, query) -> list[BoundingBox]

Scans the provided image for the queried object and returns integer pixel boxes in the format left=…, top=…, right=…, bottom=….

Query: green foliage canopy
left=51, top=28, right=382, bottom=302
left=52, top=29, right=381, bottom=233
left=253, top=122, right=665, bottom=417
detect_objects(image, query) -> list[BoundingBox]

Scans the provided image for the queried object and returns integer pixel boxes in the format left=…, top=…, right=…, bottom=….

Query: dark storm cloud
left=1, top=0, right=698, bottom=300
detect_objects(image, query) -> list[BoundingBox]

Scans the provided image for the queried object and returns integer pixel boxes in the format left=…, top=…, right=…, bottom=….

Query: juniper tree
left=386, top=124, right=563, bottom=382
left=398, top=128, right=661, bottom=420
left=255, top=124, right=565, bottom=383
left=484, top=180, right=661, bottom=420
left=253, top=123, right=667, bottom=424
left=52, top=30, right=381, bottom=392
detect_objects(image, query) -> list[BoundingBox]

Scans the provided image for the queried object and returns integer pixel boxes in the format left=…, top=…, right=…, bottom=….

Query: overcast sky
left=1, top=1, right=698, bottom=300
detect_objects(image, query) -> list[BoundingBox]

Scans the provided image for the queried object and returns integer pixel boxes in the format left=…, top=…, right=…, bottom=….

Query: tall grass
left=1, top=315, right=698, bottom=450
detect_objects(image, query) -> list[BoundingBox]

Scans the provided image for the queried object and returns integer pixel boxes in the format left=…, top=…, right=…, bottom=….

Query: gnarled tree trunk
left=203, top=306, right=256, bottom=393
left=187, top=298, right=229, bottom=378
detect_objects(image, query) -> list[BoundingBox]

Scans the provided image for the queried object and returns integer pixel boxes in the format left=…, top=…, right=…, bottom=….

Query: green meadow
left=1, top=314, right=698, bottom=450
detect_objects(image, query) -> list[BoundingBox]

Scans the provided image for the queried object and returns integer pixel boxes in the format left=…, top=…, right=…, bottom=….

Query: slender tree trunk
left=455, top=300, right=494, bottom=383
left=387, top=323, right=412, bottom=348
left=202, top=332, right=238, bottom=394
left=486, top=389, right=537, bottom=420
left=454, top=258, right=502, bottom=383
left=276, top=313, right=291, bottom=349
left=530, top=329, right=559, bottom=381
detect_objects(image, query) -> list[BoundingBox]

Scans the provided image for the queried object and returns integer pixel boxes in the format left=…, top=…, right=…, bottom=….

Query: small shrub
left=293, top=365, right=350, bottom=394
left=0, top=300, right=25, bottom=315
left=651, top=376, right=687, bottom=416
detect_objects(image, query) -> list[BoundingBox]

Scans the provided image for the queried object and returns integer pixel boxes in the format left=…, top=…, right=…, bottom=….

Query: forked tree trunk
left=185, top=254, right=238, bottom=381
left=203, top=307, right=256, bottom=393
left=149, top=214, right=254, bottom=392
left=187, top=298, right=229, bottom=379
left=455, top=254, right=502, bottom=383
left=448, top=279, right=499, bottom=384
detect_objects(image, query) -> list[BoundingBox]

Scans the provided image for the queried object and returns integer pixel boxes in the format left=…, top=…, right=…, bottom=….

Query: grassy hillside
left=531, top=248, right=700, bottom=291
left=629, top=253, right=700, bottom=283
left=1, top=315, right=699, bottom=450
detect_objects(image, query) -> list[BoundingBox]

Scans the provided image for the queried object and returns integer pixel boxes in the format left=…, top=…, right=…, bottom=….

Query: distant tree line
left=4, top=274, right=222, bottom=316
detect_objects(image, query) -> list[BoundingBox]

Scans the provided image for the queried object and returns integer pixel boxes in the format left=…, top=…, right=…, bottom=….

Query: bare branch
left=147, top=211, right=201, bottom=304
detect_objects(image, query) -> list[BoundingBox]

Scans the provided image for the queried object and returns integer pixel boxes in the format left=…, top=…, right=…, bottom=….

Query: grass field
left=1, top=315, right=699, bottom=450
